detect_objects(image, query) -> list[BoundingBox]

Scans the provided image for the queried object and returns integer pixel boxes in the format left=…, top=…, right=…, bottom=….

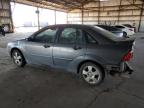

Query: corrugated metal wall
left=0, top=0, right=13, bottom=32
left=139, top=15, right=144, bottom=32
left=67, top=0, right=144, bottom=32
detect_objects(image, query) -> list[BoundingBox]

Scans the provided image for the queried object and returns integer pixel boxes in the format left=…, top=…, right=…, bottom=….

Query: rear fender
left=66, top=55, right=106, bottom=73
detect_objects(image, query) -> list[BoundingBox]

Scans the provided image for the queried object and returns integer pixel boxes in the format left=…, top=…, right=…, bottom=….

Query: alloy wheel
left=12, top=51, right=22, bottom=66
left=82, top=65, right=101, bottom=84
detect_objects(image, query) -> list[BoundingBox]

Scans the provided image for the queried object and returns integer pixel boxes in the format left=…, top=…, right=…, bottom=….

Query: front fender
left=7, top=40, right=26, bottom=58
left=7, top=41, right=19, bottom=55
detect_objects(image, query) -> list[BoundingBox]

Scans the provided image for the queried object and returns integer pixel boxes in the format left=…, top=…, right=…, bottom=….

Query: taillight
left=122, top=51, right=133, bottom=61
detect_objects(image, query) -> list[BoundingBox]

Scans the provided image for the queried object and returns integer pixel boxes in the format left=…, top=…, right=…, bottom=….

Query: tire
left=79, top=62, right=105, bottom=86
left=11, top=49, right=26, bottom=67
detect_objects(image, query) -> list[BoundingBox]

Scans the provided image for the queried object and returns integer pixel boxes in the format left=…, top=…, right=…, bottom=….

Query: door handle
left=73, top=46, right=82, bottom=50
left=43, top=44, right=50, bottom=48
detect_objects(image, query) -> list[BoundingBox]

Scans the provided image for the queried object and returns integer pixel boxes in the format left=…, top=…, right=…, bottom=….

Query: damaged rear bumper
left=106, top=62, right=134, bottom=75
left=120, top=62, right=133, bottom=74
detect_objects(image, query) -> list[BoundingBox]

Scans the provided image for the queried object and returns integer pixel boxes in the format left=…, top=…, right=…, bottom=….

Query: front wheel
left=11, top=49, right=26, bottom=67
left=79, top=62, right=105, bottom=86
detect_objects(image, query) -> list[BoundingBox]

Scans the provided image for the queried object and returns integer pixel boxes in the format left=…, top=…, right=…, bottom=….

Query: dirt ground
left=0, top=32, right=144, bottom=108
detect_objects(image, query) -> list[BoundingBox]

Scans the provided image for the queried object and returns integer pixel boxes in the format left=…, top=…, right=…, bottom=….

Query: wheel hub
left=82, top=65, right=101, bottom=84
left=87, top=72, right=93, bottom=77
left=13, top=52, right=22, bottom=65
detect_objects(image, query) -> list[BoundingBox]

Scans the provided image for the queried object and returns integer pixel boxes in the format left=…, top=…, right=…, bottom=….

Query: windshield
left=93, top=26, right=123, bottom=41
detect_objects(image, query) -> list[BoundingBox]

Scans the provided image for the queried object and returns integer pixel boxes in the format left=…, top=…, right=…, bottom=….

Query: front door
left=24, top=27, right=58, bottom=66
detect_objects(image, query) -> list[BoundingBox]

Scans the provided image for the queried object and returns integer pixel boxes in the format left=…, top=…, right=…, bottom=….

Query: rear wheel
left=11, top=49, right=26, bottom=67
left=79, top=62, right=105, bottom=86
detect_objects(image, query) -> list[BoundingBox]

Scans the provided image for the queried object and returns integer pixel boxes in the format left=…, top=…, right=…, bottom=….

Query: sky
left=11, top=2, right=67, bottom=27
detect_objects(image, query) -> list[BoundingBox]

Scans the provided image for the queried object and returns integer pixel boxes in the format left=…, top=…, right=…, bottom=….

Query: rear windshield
left=97, top=25, right=120, bottom=31
left=93, top=26, right=123, bottom=41
left=123, top=24, right=132, bottom=28
left=109, top=26, right=120, bottom=31
left=115, top=26, right=125, bottom=28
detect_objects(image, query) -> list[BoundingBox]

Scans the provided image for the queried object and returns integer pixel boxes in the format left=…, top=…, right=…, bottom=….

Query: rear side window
left=58, top=28, right=83, bottom=44
left=85, top=32, right=97, bottom=44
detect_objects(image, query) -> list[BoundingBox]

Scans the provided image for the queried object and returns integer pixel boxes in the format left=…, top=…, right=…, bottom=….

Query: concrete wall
left=0, top=0, right=13, bottom=32
left=67, top=0, right=144, bottom=32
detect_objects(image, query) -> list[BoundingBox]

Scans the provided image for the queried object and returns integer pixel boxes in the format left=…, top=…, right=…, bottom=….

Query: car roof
left=97, top=24, right=117, bottom=26
left=47, top=24, right=92, bottom=28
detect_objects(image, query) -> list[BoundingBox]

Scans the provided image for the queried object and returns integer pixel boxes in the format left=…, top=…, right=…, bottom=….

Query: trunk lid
left=115, top=37, right=136, bottom=62
left=114, top=37, right=135, bottom=44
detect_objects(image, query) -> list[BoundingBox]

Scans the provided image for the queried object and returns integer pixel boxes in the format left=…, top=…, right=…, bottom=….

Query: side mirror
left=27, top=36, right=34, bottom=41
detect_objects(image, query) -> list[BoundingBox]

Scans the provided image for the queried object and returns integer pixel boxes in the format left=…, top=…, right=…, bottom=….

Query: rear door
left=53, top=27, right=86, bottom=68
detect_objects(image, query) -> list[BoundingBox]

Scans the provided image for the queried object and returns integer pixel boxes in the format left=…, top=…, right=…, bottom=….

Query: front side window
left=58, top=28, right=83, bottom=44
left=34, top=27, right=57, bottom=43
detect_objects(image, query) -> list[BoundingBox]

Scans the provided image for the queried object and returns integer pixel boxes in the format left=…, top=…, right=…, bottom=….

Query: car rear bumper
left=106, top=62, right=133, bottom=74
left=120, top=62, right=133, bottom=74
